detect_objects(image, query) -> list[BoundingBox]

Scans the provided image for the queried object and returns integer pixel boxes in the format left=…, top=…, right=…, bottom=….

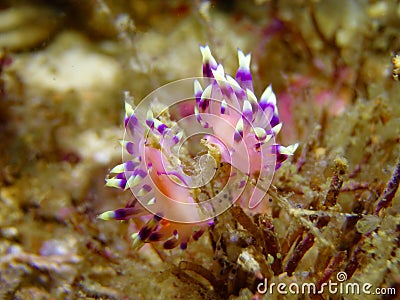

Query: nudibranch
left=98, top=45, right=298, bottom=250
left=99, top=97, right=213, bottom=250
left=194, top=46, right=298, bottom=208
